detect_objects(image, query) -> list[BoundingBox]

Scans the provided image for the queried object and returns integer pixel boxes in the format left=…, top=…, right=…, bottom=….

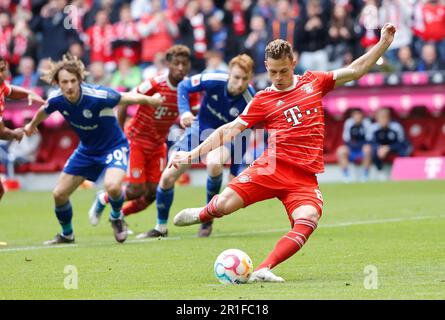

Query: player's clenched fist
left=380, top=23, right=396, bottom=44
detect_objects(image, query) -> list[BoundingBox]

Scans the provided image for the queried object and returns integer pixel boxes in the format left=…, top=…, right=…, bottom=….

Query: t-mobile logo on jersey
left=283, top=105, right=319, bottom=127
left=154, top=106, right=168, bottom=119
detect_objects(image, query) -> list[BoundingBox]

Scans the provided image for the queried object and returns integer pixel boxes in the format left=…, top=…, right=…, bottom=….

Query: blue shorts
left=63, top=144, right=129, bottom=182
left=349, top=148, right=364, bottom=162
left=171, top=123, right=248, bottom=176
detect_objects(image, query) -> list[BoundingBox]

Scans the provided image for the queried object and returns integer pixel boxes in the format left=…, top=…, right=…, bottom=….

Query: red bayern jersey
left=0, top=81, right=12, bottom=120
left=126, top=74, right=200, bottom=152
left=237, top=71, right=336, bottom=174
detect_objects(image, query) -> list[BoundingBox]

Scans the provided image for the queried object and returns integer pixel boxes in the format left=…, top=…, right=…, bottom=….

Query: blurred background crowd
left=1, top=0, right=445, bottom=96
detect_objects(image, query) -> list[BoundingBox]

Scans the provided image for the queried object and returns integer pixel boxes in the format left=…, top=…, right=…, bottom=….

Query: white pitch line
left=0, top=215, right=443, bottom=253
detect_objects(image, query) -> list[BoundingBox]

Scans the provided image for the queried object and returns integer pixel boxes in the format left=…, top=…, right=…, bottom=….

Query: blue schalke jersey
left=44, top=83, right=128, bottom=155
left=178, top=72, right=256, bottom=131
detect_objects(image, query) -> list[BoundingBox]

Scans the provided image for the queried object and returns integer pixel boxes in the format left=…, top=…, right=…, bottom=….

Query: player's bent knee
left=104, top=181, right=122, bottom=197
left=291, top=205, right=320, bottom=223
left=206, top=163, right=223, bottom=176
left=52, top=188, right=69, bottom=204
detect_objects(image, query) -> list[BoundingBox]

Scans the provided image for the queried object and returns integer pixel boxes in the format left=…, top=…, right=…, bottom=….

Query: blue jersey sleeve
left=102, top=87, right=122, bottom=109
left=43, top=96, right=59, bottom=115
left=178, top=73, right=228, bottom=116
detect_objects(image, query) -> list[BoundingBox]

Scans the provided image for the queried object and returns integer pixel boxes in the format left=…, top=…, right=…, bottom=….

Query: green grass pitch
left=0, top=180, right=444, bottom=299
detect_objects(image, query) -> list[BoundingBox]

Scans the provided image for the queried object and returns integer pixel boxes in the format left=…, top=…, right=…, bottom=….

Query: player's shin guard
left=122, top=196, right=150, bottom=216
left=206, top=174, right=222, bottom=204
left=55, top=201, right=73, bottom=236
left=156, top=186, right=174, bottom=224
left=109, top=192, right=124, bottom=220
left=256, top=218, right=318, bottom=270
left=199, top=195, right=225, bottom=223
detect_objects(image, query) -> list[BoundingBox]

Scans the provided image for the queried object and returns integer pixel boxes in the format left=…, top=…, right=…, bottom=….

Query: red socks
left=122, top=197, right=150, bottom=216
left=256, top=218, right=318, bottom=271
left=199, top=195, right=220, bottom=223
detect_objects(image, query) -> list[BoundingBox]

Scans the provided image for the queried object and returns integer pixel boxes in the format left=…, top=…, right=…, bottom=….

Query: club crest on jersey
left=229, top=107, right=239, bottom=117
left=191, top=74, right=201, bottom=87
left=301, top=84, right=313, bottom=94
left=83, top=109, right=93, bottom=119
left=276, top=100, right=285, bottom=107
left=238, top=174, right=251, bottom=183
left=132, top=168, right=141, bottom=179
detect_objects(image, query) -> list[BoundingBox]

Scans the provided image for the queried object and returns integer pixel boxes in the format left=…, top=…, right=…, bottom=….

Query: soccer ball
left=214, top=249, right=253, bottom=284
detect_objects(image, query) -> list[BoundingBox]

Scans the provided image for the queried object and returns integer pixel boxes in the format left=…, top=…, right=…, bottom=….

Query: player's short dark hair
left=165, top=45, right=191, bottom=62
left=265, top=39, right=294, bottom=61
left=40, top=54, right=88, bottom=85
left=0, top=56, right=5, bottom=63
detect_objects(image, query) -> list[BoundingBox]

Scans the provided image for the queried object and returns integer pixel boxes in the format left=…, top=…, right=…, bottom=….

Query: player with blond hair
left=24, top=54, right=164, bottom=245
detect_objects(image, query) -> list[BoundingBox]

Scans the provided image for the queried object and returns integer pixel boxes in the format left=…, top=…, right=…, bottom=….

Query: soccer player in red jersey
left=88, top=45, right=200, bottom=238
left=0, top=56, right=44, bottom=201
left=171, top=23, right=396, bottom=282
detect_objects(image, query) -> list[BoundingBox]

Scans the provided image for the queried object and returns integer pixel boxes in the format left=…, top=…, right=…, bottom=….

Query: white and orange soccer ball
left=214, top=249, right=253, bottom=284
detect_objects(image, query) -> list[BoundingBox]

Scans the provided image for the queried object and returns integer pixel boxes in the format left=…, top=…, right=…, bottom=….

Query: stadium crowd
left=2, top=0, right=445, bottom=184
left=1, top=0, right=445, bottom=95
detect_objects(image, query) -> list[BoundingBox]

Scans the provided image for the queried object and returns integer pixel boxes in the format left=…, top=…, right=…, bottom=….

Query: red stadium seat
left=28, top=127, right=79, bottom=172
left=415, top=117, right=445, bottom=156
left=401, top=117, right=435, bottom=156
left=323, top=114, right=343, bottom=164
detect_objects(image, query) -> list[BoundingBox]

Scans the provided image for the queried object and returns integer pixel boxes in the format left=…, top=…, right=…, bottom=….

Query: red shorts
left=228, top=157, right=324, bottom=226
left=127, top=143, right=167, bottom=184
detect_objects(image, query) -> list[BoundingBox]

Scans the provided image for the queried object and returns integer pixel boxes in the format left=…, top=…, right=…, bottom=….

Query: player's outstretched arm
left=169, top=119, right=247, bottom=168
left=9, top=85, right=45, bottom=106
left=24, top=105, right=49, bottom=136
left=120, top=92, right=165, bottom=107
left=0, top=121, right=24, bottom=141
left=334, top=23, right=396, bottom=87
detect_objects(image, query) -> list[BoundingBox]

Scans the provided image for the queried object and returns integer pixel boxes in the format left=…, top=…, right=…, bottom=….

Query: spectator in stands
left=337, top=109, right=373, bottom=182
left=367, top=108, right=412, bottom=173
left=138, top=0, right=178, bottom=65
left=294, top=0, right=330, bottom=71
left=30, top=0, right=81, bottom=61
left=176, top=0, right=207, bottom=73
left=417, top=42, right=445, bottom=71
left=68, top=42, right=89, bottom=66
left=9, top=18, right=36, bottom=72
left=84, top=9, right=115, bottom=71
left=12, top=57, right=39, bottom=89
left=110, top=57, right=142, bottom=91
left=36, top=58, right=57, bottom=98
left=244, top=14, right=269, bottom=88
left=142, top=52, right=168, bottom=80
left=327, top=3, right=355, bottom=70
left=203, top=50, right=229, bottom=73
left=251, top=0, right=274, bottom=25
left=412, top=0, right=445, bottom=63
left=112, top=4, right=141, bottom=66
left=0, top=12, right=15, bottom=71
left=206, top=12, right=237, bottom=61
left=394, top=45, right=418, bottom=72
left=379, top=0, right=413, bottom=64
left=267, top=0, right=296, bottom=46
left=86, top=61, right=112, bottom=87
left=355, top=0, right=380, bottom=55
